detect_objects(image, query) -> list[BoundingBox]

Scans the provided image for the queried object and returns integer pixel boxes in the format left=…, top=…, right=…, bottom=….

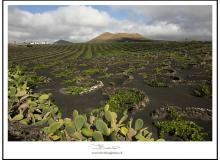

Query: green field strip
left=9, top=45, right=75, bottom=63
left=91, top=43, right=103, bottom=58
left=8, top=45, right=54, bottom=60
left=31, top=45, right=80, bottom=64
left=9, top=45, right=65, bottom=62
left=9, top=44, right=60, bottom=59
left=82, top=44, right=93, bottom=60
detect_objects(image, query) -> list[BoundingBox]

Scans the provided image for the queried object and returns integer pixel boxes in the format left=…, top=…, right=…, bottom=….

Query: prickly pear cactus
left=104, top=110, right=114, bottom=122
left=44, top=119, right=64, bottom=136
left=81, top=128, right=93, bottom=137
left=74, top=115, right=85, bottom=131
left=135, top=119, right=143, bottom=131
left=93, top=131, right=104, bottom=141
left=72, top=110, right=78, bottom=121
left=95, top=119, right=111, bottom=136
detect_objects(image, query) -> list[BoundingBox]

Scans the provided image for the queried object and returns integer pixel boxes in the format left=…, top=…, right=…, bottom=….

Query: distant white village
left=12, top=41, right=49, bottom=45
left=29, top=41, right=48, bottom=45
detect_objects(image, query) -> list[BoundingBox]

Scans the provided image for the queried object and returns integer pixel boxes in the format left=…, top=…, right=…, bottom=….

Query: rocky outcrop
left=8, top=121, right=45, bottom=141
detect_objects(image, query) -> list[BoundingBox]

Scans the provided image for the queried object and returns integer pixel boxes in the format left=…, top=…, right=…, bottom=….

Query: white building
left=41, top=41, right=48, bottom=44
left=29, top=41, right=48, bottom=45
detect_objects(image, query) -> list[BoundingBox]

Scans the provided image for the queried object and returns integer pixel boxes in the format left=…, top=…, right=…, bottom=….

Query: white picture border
left=2, top=1, right=218, bottom=159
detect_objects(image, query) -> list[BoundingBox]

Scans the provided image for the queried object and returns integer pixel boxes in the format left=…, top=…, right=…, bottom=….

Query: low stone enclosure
left=59, top=80, right=104, bottom=95
left=79, top=80, right=104, bottom=95
left=169, top=79, right=211, bottom=86
left=151, top=105, right=212, bottom=121
left=129, top=96, right=150, bottom=112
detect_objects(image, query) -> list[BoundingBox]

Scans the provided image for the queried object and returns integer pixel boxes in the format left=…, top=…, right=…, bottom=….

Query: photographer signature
left=91, top=144, right=120, bottom=150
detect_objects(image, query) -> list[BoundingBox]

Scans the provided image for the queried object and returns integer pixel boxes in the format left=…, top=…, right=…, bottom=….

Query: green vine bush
left=154, top=106, right=207, bottom=141
left=106, top=88, right=145, bottom=114
left=193, top=85, right=211, bottom=97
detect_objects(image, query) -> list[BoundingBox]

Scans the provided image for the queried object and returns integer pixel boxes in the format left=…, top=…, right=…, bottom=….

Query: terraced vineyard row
left=9, top=43, right=145, bottom=64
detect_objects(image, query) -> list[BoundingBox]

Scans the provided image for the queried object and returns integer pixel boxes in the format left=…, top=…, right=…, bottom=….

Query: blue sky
left=17, top=5, right=61, bottom=13
left=17, top=5, right=129, bottom=20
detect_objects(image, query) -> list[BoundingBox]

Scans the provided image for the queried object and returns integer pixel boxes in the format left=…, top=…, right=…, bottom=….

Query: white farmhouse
left=41, top=41, right=48, bottom=44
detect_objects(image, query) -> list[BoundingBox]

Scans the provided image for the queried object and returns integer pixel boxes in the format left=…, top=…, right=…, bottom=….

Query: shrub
left=82, top=68, right=100, bottom=75
left=154, top=106, right=207, bottom=141
left=145, top=78, right=167, bottom=87
left=79, top=63, right=87, bottom=67
left=61, top=86, right=89, bottom=95
left=106, top=88, right=145, bottom=114
left=193, top=85, right=211, bottom=97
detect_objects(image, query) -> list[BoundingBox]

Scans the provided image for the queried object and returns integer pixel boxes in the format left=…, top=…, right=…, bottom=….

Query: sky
left=8, top=5, right=212, bottom=43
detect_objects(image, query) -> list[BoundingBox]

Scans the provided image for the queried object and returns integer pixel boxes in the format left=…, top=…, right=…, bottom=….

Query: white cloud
left=8, top=30, right=31, bottom=38
left=109, top=5, right=212, bottom=40
left=8, top=5, right=212, bottom=43
left=8, top=6, right=117, bottom=43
